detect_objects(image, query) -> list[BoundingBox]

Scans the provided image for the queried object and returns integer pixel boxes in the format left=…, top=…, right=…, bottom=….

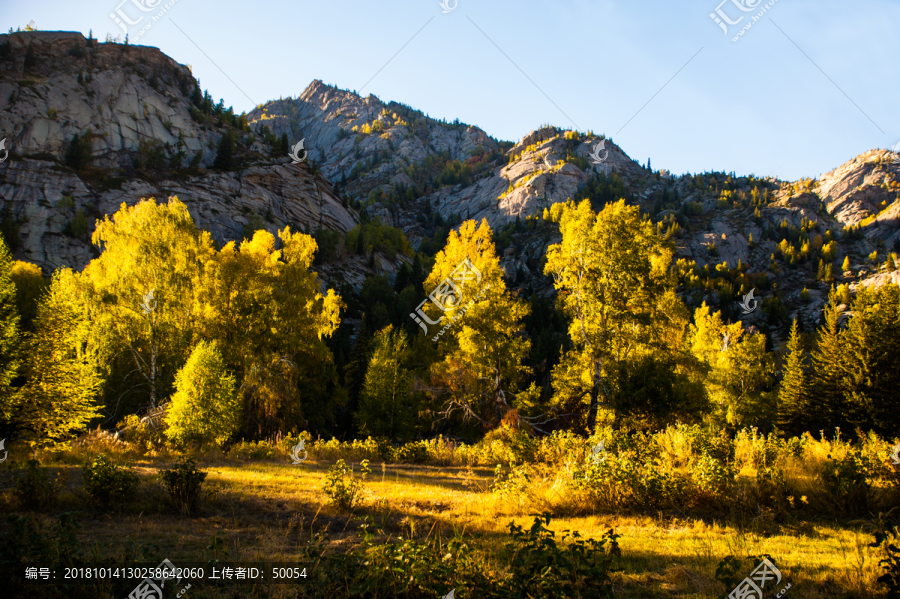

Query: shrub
left=116, top=414, right=165, bottom=453
left=395, top=441, right=429, bottom=464
left=819, top=452, right=871, bottom=516
left=323, top=459, right=370, bottom=512
left=82, top=454, right=139, bottom=510
left=15, top=460, right=63, bottom=510
left=503, top=513, right=620, bottom=597
left=164, top=340, right=241, bottom=447
left=160, top=457, right=207, bottom=515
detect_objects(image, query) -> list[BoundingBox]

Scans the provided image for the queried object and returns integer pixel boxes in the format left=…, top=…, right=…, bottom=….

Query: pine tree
left=24, top=43, right=36, bottom=70
left=65, top=130, right=93, bottom=170
left=841, top=255, right=851, bottom=272
left=778, top=319, right=809, bottom=435
left=354, top=325, right=415, bottom=440
left=344, top=318, right=370, bottom=418
left=809, top=288, right=847, bottom=435
left=212, top=132, right=235, bottom=170
left=279, top=133, right=289, bottom=157
left=887, top=253, right=897, bottom=270
left=0, top=237, right=20, bottom=421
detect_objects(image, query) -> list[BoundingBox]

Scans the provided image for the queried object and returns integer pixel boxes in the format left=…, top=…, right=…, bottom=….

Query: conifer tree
left=355, top=325, right=415, bottom=440
left=344, top=318, right=370, bottom=418
left=809, top=288, right=847, bottom=435
left=841, top=255, right=851, bottom=272
left=213, top=132, right=236, bottom=170
left=778, top=319, right=809, bottom=435
left=24, top=43, right=36, bottom=69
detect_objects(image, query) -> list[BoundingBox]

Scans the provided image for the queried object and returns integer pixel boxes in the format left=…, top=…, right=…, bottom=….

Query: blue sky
left=4, top=0, right=898, bottom=181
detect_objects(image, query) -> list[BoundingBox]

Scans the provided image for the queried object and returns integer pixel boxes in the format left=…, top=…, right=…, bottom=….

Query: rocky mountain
left=1, top=30, right=899, bottom=339
left=0, top=31, right=356, bottom=273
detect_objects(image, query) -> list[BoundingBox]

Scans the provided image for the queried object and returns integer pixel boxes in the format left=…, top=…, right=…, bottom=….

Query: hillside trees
left=424, top=219, right=535, bottom=431
left=15, top=269, right=103, bottom=447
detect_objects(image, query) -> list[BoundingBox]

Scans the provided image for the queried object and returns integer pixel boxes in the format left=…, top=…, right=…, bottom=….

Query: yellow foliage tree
left=165, top=340, right=240, bottom=447
left=689, top=303, right=774, bottom=427
left=544, top=199, right=680, bottom=431
left=17, top=269, right=103, bottom=447
left=423, top=219, right=535, bottom=431
left=83, top=197, right=215, bottom=409
left=197, top=227, right=342, bottom=435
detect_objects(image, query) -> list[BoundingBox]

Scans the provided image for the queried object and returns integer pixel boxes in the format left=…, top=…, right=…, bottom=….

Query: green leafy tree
left=355, top=325, right=416, bottom=440
left=778, top=319, right=809, bottom=435
left=164, top=340, right=240, bottom=447
left=16, top=269, right=103, bottom=448
left=0, top=237, right=20, bottom=420
left=689, top=303, right=775, bottom=428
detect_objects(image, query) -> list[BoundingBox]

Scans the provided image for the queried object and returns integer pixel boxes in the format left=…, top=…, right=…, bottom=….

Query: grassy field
left=0, top=448, right=892, bottom=598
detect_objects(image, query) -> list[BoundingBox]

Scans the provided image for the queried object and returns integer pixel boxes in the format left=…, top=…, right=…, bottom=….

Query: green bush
left=820, top=452, right=871, bottom=516
left=15, top=460, right=63, bottom=510
left=82, top=454, right=139, bottom=510
left=503, top=513, right=620, bottom=597
left=395, top=441, right=429, bottom=463
left=323, top=459, right=370, bottom=512
left=160, top=457, right=207, bottom=515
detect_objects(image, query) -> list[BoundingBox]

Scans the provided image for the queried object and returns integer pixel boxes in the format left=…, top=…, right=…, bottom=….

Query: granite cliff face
left=0, top=31, right=357, bottom=274
left=1, top=30, right=899, bottom=337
